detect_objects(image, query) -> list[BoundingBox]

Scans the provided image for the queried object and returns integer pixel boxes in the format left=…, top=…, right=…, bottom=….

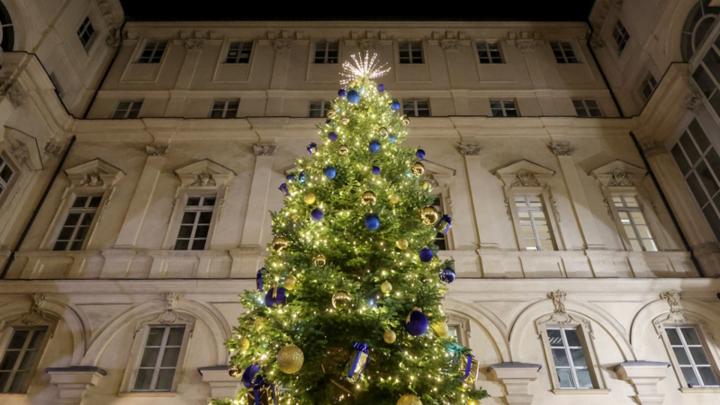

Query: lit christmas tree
left=219, top=52, right=489, bottom=405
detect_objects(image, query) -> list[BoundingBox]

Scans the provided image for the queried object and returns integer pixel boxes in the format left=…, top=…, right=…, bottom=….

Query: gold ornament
left=383, top=329, right=397, bottom=344
left=395, top=239, right=409, bottom=250
left=284, top=275, right=297, bottom=290
left=339, top=145, right=349, bottom=156
left=240, top=337, right=251, bottom=352
left=341, top=117, right=350, bottom=125
left=327, top=110, right=336, bottom=119
left=379, top=127, right=389, bottom=136
left=431, top=320, right=449, bottom=337
left=272, top=237, right=289, bottom=252
left=402, top=117, right=411, bottom=126
left=467, top=400, right=481, bottom=405
left=313, top=254, right=327, bottom=267
left=303, top=192, right=317, bottom=205
left=422, top=181, right=432, bottom=191
left=411, top=162, right=425, bottom=176
left=361, top=191, right=377, bottom=205
left=254, top=317, right=266, bottom=330
left=420, top=206, right=440, bottom=225
left=397, top=394, right=422, bottom=405
left=228, top=366, right=242, bottom=378
left=380, top=281, right=393, bottom=295
left=277, top=344, right=304, bottom=374
left=388, top=194, right=401, bottom=205
left=331, top=291, right=352, bottom=309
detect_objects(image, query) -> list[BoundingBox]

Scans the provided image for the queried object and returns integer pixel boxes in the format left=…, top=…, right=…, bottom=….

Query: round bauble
left=420, top=206, right=440, bottom=225
left=278, top=183, right=289, bottom=195
left=405, top=308, right=429, bottom=336
left=338, top=89, right=347, bottom=98
left=416, top=148, right=426, bottom=160
left=264, top=287, right=287, bottom=307
left=383, top=329, right=397, bottom=344
left=272, top=237, right=289, bottom=252
left=411, top=162, right=425, bottom=176
left=303, top=192, right=317, bottom=205
left=306, top=142, right=317, bottom=155
left=397, top=394, right=422, bottom=405
left=311, top=208, right=324, bottom=221
left=431, top=320, right=449, bottom=337
left=440, top=267, right=456, bottom=283
left=388, top=134, right=398, bottom=144
left=241, top=363, right=261, bottom=388
left=277, top=344, right=304, bottom=374
left=240, top=337, right=251, bottom=352
left=284, top=275, right=297, bottom=290
left=324, top=166, right=337, bottom=179
left=328, top=131, right=338, bottom=141
left=313, top=254, right=327, bottom=267
left=467, top=400, right=481, bottom=405
left=361, top=191, right=377, bottom=205
left=395, top=239, right=409, bottom=250
left=372, top=166, right=381, bottom=175
left=369, top=140, right=381, bottom=154
left=338, top=145, right=350, bottom=156
left=388, top=194, right=401, bottom=205
left=253, top=317, right=266, bottom=330
left=364, top=214, right=381, bottom=231
left=298, top=172, right=307, bottom=184
left=228, top=366, right=242, bottom=378
left=419, top=247, right=434, bottom=262
left=380, top=280, right=393, bottom=294
left=341, top=117, right=350, bottom=125
left=347, top=90, right=361, bottom=104
left=331, top=291, right=352, bottom=309
left=390, top=100, right=401, bottom=111
left=377, top=83, right=385, bottom=92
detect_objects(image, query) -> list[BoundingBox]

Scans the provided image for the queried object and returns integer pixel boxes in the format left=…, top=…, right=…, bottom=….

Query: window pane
left=161, top=347, right=180, bottom=367
left=689, top=347, right=710, bottom=365
left=564, top=329, right=581, bottom=347
left=181, top=212, right=195, bottom=224
left=689, top=120, right=710, bottom=151
left=547, top=329, right=562, bottom=346
left=156, top=369, right=175, bottom=391
left=146, top=328, right=164, bottom=346
left=682, top=328, right=701, bottom=345
left=556, top=368, right=575, bottom=388
left=177, top=226, right=192, bottom=238
left=552, top=349, right=569, bottom=366
left=687, top=173, right=709, bottom=206
left=167, top=327, right=184, bottom=346
left=140, top=348, right=159, bottom=367
left=683, top=367, right=701, bottom=387
left=696, top=161, right=719, bottom=196
left=680, top=133, right=700, bottom=163
left=9, top=371, right=28, bottom=393
left=672, top=145, right=691, bottom=174
left=674, top=347, right=691, bottom=365
left=570, top=349, right=587, bottom=367
left=133, top=368, right=153, bottom=390
left=576, top=368, right=593, bottom=388
left=698, top=367, right=719, bottom=386
left=191, top=239, right=206, bottom=250
left=0, top=351, right=19, bottom=370
left=666, top=328, right=682, bottom=345
left=8, top=330, right=28, bottom=349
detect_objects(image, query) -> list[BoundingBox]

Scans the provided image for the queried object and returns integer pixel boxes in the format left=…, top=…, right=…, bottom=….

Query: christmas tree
left=220, top=52, right=489, bottom=405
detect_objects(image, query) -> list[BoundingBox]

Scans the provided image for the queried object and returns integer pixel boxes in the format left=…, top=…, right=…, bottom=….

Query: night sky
left=120, top=1, right=596, bottom=22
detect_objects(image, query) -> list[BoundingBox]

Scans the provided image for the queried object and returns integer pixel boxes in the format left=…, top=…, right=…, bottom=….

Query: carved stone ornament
left=607, top=168, right=634, bottom=187
left=456, top=142, right=481, bottom=156
left=440, top=39, right=461, bottom=51
left=548, top=290, right=567, bottom=314
left=512, top=170, right=541, bottom=187
left=494, top=159, right=555, bottom=189
left=507, top=31, right=543, bottom=52
left=65, top=159, right=125, bottom=189
left=684, top=86, right=703, bottom=111
left=653, top=290, right=687, bottom=334
left=548, top=141, right=573, bottom=156
left=145, top=143, right=169, bottom=156
left=253, top=143, right=277, bottom=156
left=590, top=160, right=646, bottom=188
left=18, top=294, right=52, bottom=325
left=175, top=159, right=236, bottom=190
left=272, top=38, right=293, bottom=51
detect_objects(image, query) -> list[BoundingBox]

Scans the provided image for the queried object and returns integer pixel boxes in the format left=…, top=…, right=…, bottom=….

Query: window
left=546, top=327, right=594, bottom=389
left=399, top=41, right=424, bottom=64
left=490, top=99, right=519, bottom=117
left=691, top=31, right=720, bottom=119
left=138, top=41, right=167, bottom=64
left=612, top=195, right=658, bottom=252
left=112, top=100, right=143, bottom=119
left=573, top=99, right=603, bottom=117
left=175, top=195, right=215, bottom=250
left=133, top=325, right=186, bottom=392
left=76, top=17, right=95, bottom=50
left=0, top=326, right=48, bottom=393
left=612, top=20, right=630, bottom=54
left=432, top=195, right=448, bottom=250
left=52, top=195, right=102, bottom=251
left=402, top=99, right=430, bottom=117
left=476, top=41, right=504, bottom=64
left=309, top=101, right=331, bottom=118
left=550, top=41, right=579, bottom=64
left=314, top=41, right=339, bottom=64
left=665, top=326, right=720, bottom=388
left=640, top=73, right=658, bottom=101
left=209, top=99, right=239, bottom=118
left=671, top=119, right=720, bottom=239
left=0, top=2, right=14, bottom=51
left=514, top=194, right=555, bottom=251
left=680, top=0, right=720, bottom=61
left=0, top=155, right=16, bottom=202
left=225, top=41, right=252, bottom=63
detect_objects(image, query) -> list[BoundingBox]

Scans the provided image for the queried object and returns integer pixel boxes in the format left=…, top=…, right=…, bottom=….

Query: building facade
left=0, top=1, right=719, bottom=404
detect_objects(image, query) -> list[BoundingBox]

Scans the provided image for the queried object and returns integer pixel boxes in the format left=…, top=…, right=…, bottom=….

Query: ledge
left=679, top=387, right=720, bottom=394
left=551, top=388, right=610, bottom=395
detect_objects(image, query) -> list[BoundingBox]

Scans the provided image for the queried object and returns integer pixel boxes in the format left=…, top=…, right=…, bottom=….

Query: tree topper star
left=340, top=51, right=391, bottom=85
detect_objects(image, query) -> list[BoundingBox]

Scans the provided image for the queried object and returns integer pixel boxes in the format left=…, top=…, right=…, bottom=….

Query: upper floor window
left=76, top=17, right=95, bottom=50
left=514, top=194, right=555, bottom=251
left=225, top=41, right=252, bottom=63
left=314, top=41, right=338, bottom=64
left=640, top=73, right=658, bottom=101
left=209, top=99, right=239, bottom=118
left=174, top=195, right=215, bottom=251
left=476, top=41, right=504, bottom=64
left=691, top=33, right=720, bottom=119
left=402, top=99, right=430, bottom=117
left=671, top=119, right=720, bottom=239
left=133, top=325, right=186, bottom=392
left=0, top=2, right=14, bottom=51
left=550, top=41, right=579, bottom=64
left=546, top=327, right=594, bottom=389
left=0, top=326, right=48, bottom=393
left=138, top=41, right=167, bottom=64
left=0, top=154, right=16, bottom=202
left=399, top=41, right=424, bottom=64
left=112, top=100, right=143, bottom=119
left=612, top=20, right=630, bottom=54
left=490, top=99, right=519, bottom=117
left=52, top=194, right=102, bottom=251
left=573, top=99, right=602, bottom=117
left=309, top=101, right=331, bottom=118
left=665, top=326, right=720, bottom=388
left=612, top=195, right=658, bottom=252
left=681, top=0, right=720, bottom=61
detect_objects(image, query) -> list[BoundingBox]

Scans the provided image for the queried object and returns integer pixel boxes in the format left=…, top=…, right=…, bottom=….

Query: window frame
left=0, top=326, right=51, bottom=394
left=663, top=325, right=720, bottom=389
left=51, top=194, right=104, bottom=252
left=313, top=40, right=339, bottom=64
left=137, top=40, right=167, bottom=64
left=173, top=194, right=218, bottom=251
left=308, top=101, right=332, bottom=118
left=512, top=193, right=557, bottom=251
left=658, top=322, right=720, bottom=391
left=0, top=153, right=18, bottom=207
left=543, top=325, right=598, bottom=390
left=398, top=41, right=425, bottom=64
left=612, top=20, right=630, bottom=54
left=76, top=16, right=96, bottom=51
left=224, top=41, right=253, bottom=64
left=401, top=98, right=431, bottom=117
left=572, top=99, right=603, bottom=117
left=112, top=100, right=144, bottom=119
left=209, top=99, right=240, bottom=119
left=550, top=41, right=580, bottom=64
left=609, top=193, right=659, bottom=252
left=490, top=98, right=520, bottom=117
left=476, top=41, right=504, bottom=64
left=640, top=72, right=659, bottom=102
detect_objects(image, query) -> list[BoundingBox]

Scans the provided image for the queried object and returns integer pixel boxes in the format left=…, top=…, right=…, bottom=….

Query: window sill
left=680, top=387, right=720, bottom=394
left=119, top=391, right=177, bottom=397
left=0, top=393, right=27, bottom=398
left=551, top=388, right=610, bottom=395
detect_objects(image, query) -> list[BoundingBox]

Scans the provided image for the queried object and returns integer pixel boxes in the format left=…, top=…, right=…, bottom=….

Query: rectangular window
left=399, top=41, right=424, bottom=64
left=573, top=99, right=603, bottom=117
left=53, top=195, right=102, bottom=251
left=671, top=119, right=720, bottom=240
left=514, top=195, right=555, bottom=251
left=76, top=17, right=95, bottom=50
left=0, top=155, right=16, bottom=200
left=551, top=41, right=579, bottom=63
left=691, top=38, right=720, bottom=122
left=641, top=73, right=658, bottom=101
left=309, top=101, right=332, bottom=118
left=476, top=41, right=504, bottom=64
left=225, top=41, right=252, bottom=64
left=174, top=195, right=215, bottom=251
left=490, top=99, right=519, bottom=117
left=112, top=100, right=143, bottom=119
left=613, top=20, right=630, bottom=54
left=313, top=41, right=339, bottom=64
left=133, top=325, right=186, bottom=392
left=209, top=99, right=239, bottom=118
left=547, top=327, right=594, bottom=389
left=138, top=41, right=167, bottom=64
left=402, top=99, right=430, bottom=117
left=0, top=326, right=48, bottom=393
left=612, top=195, right=658, bottom=252
left=665, top=326, right=720, bottom=388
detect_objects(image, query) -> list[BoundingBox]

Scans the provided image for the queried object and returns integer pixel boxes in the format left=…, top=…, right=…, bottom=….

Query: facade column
left=643, top=142, right=720, bottom=276
left=166, top=37, right=205, bottom=116
left=45, top=366, right=106, bottom=405
left=457, top=142, right=500, bottom=250
left=265, top=37, right=294, bottom=116
left=614, top=361, right=669, bottom=405
left=488, top=362, right=541, bottom=405
left=198, top=366, right=238, bottom=400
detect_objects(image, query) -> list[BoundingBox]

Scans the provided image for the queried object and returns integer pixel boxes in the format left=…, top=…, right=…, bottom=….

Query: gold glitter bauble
left=303, top=192, right=317, bottom=205
left=420, top=206, right=440, bottom=225
left=388, top=194, right=401, bottom=205
left=277, top=344, right=304, bottom=374
left=313, top=254, right=326, bottom=267
left=411, top=162, right=425, bottom=176
left=397, top=394, right=422, bottom=405
left=380, top=281, right=393, bottom=294
left=361, top=191, right=377, bottom=205
left=228, top=366, right=242, bottom=378
left=341, top=117, right=350, bottom=125
left=331, top=291, right=352, bottom=309
left=284, top=275, right=297, bottom=290
left=254, top=317, right=266, bottom=330
left=383, top=329, right=397, bottom=344
left=240, top=337, right=250, bottom=352
left=467, top=400, right=481, bottom=405
left=327, top=110, right=336, bottom=119
left=272, top=237, right=289, bottom=251
left=395, top=239, right=409, bottom=250
left=339, top=145, right=349, bottom=156
left=431, top=320, right=449, bottom=337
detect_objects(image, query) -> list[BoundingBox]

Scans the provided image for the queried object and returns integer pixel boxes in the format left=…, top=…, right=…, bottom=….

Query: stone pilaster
left=488, top=362, right=541, bottom=405
left=614, top=361, right=669, bottom=405
left=45, top=366, right=106, bottom=405
left=198, top=366, right=239, bottom=400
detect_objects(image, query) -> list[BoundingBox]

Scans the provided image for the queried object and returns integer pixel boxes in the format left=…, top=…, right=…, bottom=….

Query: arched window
left=0, top=2, right=13, bottom=51
left=681, top=0, right=720, bottom=61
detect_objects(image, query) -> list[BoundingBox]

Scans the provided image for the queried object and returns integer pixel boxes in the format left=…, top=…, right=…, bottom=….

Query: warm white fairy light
left=339, top=51, right=391, bottom=85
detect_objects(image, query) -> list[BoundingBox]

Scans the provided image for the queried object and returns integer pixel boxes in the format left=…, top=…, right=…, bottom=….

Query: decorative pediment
left=2, top=127, right=44, bottom=171
left=590, top=160, right=646, bottom=187
left=65, top=158, right=125, bottom=188
left=493, top=159, right=555, bottom=188
left=175, top=159, right=235, bottom=189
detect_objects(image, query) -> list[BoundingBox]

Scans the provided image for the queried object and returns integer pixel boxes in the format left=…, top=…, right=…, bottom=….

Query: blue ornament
left=298, top=172, right=306, bottom=184
left=438, top=214, right=452, bottom=234
left=256, top=267, right=267, bottom=291
left=416, top=149, right=426, bottom=160
left=369, top=140, right=381, bottom=154
left=241, top=363, right=262, bottom=388
left=324, top=166, right=337, bottom=179
left=307, top=142, right=317, bottom=155
left=440, top=267, right=456, bottom=283
left=328, top=131, right=338, bottom=141
left=388, top=135, right=398, bottom=144
left=377, top=83, right=385, bottom=92
left=286, top=174, right=296, bottom=182
left=364, top=214, right=380, bottom=231
left=278, top=183, right=289, bottom=195
left=419, top=247, right=433, bottom=262
left=264, top=287, right=287, bottom=307
left=347, top=90, right=361, bottom=104
left=405, top=308, right=429, bottom=336
left=338, top=89, right=347, bottom=98
left=390, top=100, right=401, bottom=111
left=372, top=166, right=381, bottom=175
left=311, top=208, right=324, bottom=221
